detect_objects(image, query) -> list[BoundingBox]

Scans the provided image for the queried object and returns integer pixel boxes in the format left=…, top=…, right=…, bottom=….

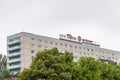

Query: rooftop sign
left=82, top=39, right=93, bottom=44
left=59, top=34, right=79, bottom=41
left=59, top=34, right=99, bottom=46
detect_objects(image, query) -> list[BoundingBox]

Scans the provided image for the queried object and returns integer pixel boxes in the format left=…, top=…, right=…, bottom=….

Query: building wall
left=7, top=32, right=120, bottom=73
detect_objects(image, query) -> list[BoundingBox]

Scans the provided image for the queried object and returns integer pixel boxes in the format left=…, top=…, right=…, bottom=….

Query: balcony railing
left=8, top=58, right=21, bottom=64
left=8, top=52, right=21, bottom=57
left=8, top=46, right=21, bottom=51
left=8, top=64, right=21, bottom=69
left=8, top=39, right=21, bottom=45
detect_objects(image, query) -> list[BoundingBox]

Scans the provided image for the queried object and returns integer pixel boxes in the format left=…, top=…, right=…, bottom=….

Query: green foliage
left=0, top=54, right=11, bottom=80
left=0, top=69, right=13, bottom=80
left=17, top=48, right=74, bottom=80
left=77, top=57, right=101, bottom=80
left=75, top=57, right=120, bottom=80
left=0, top=54, right=7, bottom=70
left=17, top=48, right=120, bottom=80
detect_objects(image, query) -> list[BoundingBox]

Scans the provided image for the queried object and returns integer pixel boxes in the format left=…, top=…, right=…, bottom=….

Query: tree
left=17, top=48, right=120, bottom=80
left=0, top=54, right=2, bottom=69
left=76, top=57, right=120, bottom=80
left=0, top=54, right=7, bottom=70
left=0, top=69, right=13, bottom=80
left=0, top=54, right=12, bottom=80
left=113, top=65, right=120, bottom=80
left=100, top=61, right=120, bottom=80
left=17, top=48, right=74, bottom=80
left=73, top=57, right=101, bottom=80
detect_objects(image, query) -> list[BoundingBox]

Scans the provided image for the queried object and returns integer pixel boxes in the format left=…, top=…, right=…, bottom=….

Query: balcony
left=8, top=58, right=21, bottom=64
left=98, top=57, right=111, bottom=62
left=9, top=67, right=21, bottom=74
left=8, top=39, right=21, bottom=45
left=8, top=64, right=21, bottom=69
left=8, top=52, right=21, bottom=57
left=8, top=46, right=21, bottom=51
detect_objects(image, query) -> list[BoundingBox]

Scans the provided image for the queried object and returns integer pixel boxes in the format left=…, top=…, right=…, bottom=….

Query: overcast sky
left=0, top=0, right=120, bottom=55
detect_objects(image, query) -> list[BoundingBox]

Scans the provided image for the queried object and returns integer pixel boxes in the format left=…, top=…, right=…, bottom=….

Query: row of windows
left=74, top=52, right=118, bottom=60
left=43, top=41, right=115, bottom=55
left=31, top=39, right=97, bottom=52
left=31, top=38, right=42, bottom=42
left=30, top=38, right=117, bottom=56
left=59, top=49, right=115, bottom=58
left=28, top=37, right=119, bottom=63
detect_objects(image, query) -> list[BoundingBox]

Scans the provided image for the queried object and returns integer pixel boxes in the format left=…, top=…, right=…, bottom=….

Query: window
left=38, top=39, right=42, bottom=42
left=38, top=45, right=42, bottom=50
left=31, top=38, right=35, bottom=43
left=65, top=44, right=67, bottom=47
left=112, top=53, right=114, bottom=56
left=91, top=49, right=94, bottom=52
left=45, top=41, right=47, bottom=43
left=50, top=41, right=53, bottom=44
left=31, top=44, right=35, bottom=47
left=75, top=46, right=77, bottom=49
left=75, top=56, right=78, bottom=59
left=31, top=50, right=35, bottom=53
left=31, top=38, right=35, bottom=40
left=87, top=48, right=89, bottom=51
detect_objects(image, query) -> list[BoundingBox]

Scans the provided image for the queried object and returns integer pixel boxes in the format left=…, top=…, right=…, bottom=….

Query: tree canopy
left=17, top=48, right=74, bottom=80
left=0, top=54, right=7, bottom=70
left=0, top=54, right=12, bottom=80
left=17, top=48, right=120, bottom=80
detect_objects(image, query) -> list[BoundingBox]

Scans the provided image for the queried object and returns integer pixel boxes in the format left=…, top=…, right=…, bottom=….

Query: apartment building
left=7, top=32, right=120, bottom=73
